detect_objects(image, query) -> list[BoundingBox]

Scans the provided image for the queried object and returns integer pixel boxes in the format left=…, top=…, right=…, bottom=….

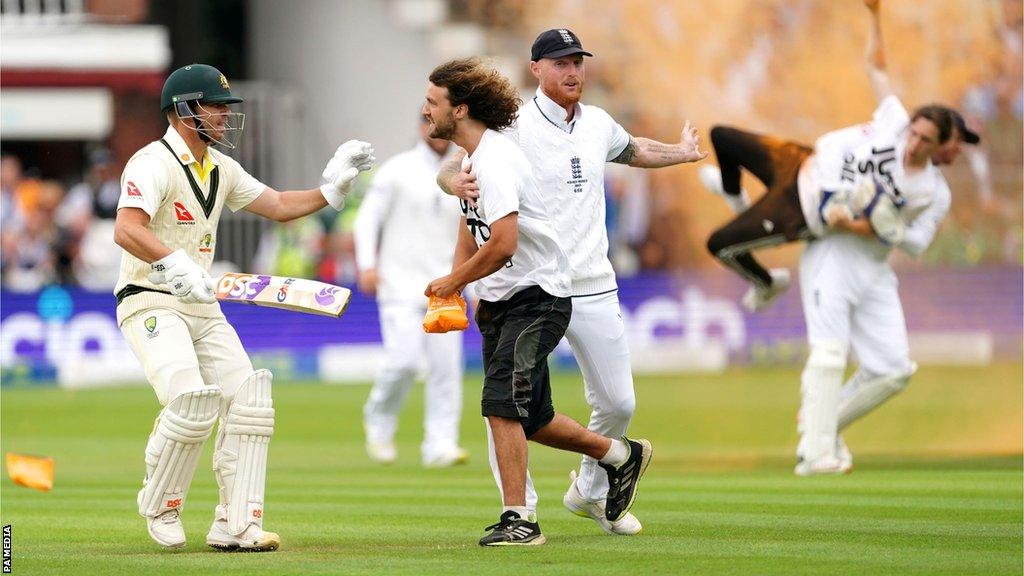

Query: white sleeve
left=117, top=154, right=167, bottom=217
left=223, top=157, right=268, bottom=212
left=898, top=179, right=951, bottom=258
left=352, top=166, right=394, bottom=270
left=602, top=108, right=631, bottom=161
left=872, top=95, right=910, bottom=135
left=477, top=163, right=520, bottom=225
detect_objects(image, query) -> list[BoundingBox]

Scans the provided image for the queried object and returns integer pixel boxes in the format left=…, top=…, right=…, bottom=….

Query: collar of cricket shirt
left=162, top=126, right=220, bottom=181
left=533, top=86, right=583, bottom=134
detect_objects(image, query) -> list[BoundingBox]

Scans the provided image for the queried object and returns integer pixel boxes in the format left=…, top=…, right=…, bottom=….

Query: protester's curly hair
left=429, top=58, right=521, bottom=131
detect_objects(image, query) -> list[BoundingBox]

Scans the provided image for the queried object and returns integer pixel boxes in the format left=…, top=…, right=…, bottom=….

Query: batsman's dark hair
left=910, top=104, right=954, bottom=144
left=429, top=58, right=521, bottom=131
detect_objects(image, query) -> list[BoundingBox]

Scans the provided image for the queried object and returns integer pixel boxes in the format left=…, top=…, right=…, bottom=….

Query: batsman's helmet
left=161, top=64, right=245, bottom=149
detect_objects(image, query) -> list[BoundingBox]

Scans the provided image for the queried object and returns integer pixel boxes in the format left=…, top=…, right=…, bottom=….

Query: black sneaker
left=599, top=437, right=653, bottom=522
left=478, top=511, right=546, bottom=546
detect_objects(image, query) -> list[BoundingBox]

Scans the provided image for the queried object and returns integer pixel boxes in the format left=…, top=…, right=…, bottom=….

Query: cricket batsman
left=113, top=63, right=374, bottom=550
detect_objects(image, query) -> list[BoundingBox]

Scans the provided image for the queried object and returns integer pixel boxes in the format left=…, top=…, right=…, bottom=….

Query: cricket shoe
left=699, top=164, right=750, bottom=213
left=478, top=511, right=546, bottom=546
left=563, top=470, right=642, bottom=535
left=599, top=437, right=653, bottom=522
left=206, top=520, right=280, bottom=552
left=366, top=440, right=397, bottom=464
left=741, top=268, right=791, bottom=312
left=423, top=447, right=469, bottom=468
left=836, top=434, right=853, bottom=473
left=794, top=455, right=848, bottom=477
left=145, top=509, right=186, bottom=549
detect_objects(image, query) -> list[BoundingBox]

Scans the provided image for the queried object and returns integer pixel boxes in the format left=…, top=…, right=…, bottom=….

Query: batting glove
left=149, top=249, right=217, bottom=304
left=320, top=140, right=375, bottom=210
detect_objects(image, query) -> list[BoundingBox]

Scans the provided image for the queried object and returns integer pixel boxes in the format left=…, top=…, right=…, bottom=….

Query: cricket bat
left=215, top=273, right=351, bottom=318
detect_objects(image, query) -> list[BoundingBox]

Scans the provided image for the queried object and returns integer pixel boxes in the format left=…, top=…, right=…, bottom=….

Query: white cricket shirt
left=798, top=95, right=951, bottom=257
left=462, top=129, right=570, bottom=302
left=505, top=88, right=630, bottom=296
left=114, top=126, right=266, bottom=324
left=353, top=141, right=463, bottom=304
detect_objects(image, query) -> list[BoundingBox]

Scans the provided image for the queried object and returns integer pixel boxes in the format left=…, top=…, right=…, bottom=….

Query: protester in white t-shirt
left=422, top=58, right=653, bottom=547
left=438, top=28, right=706, bottom=536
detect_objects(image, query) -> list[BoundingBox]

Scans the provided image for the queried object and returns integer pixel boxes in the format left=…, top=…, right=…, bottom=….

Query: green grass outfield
left=2, top=363, right=1021, bottom=575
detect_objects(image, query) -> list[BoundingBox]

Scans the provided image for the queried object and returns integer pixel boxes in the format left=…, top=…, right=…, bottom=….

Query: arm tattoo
left=610, top=137, right=637, bottom=165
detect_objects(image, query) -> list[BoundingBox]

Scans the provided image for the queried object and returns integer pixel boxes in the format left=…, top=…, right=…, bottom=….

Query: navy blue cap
left=531, top=29, right=593, bottom=61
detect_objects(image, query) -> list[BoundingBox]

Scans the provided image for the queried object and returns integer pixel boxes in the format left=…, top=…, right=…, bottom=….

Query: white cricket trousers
left=799, top=234, right=914, bottom=381
left=487, top=290, right=636, bottom=509
left=120, top=308, right=254, bottom=408
left=363, top=302, right=464, bottom=460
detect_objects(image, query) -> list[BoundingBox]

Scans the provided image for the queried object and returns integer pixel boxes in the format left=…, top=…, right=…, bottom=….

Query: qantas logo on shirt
left=126, top=181, right=142, bottom=197
left=173, top=202, right=196, bottom=224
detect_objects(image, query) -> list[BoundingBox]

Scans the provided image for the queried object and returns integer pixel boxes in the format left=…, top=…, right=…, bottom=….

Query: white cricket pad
left=214, top=369, right=275, bottom=535
left=798, top=341, right=847, bottom=463
left=138, top=387, right=221, bottom=517
left=838, top=364, right=916, bottom=431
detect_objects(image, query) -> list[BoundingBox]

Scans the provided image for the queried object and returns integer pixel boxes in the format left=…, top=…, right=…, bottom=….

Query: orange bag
left=6, top=452, right=54, bottom=492
left=423, top=293, right=469, bottom=333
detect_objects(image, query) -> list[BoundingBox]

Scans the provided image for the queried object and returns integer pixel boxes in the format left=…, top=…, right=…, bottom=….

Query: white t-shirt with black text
left=462, top=129, right=571, bottom=302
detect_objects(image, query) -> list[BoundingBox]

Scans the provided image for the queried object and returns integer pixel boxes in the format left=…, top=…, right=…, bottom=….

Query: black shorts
left=476, top=285, right=572, bottom=438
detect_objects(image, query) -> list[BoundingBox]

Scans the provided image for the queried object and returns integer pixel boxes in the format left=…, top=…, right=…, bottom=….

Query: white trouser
left=489, top=290, right=636, bottom=510
left=121, top=308, right=255, bottom=519
left=121, top=309, right=254, bottom=408
left=363, top=302, right=464, bottom=460
left=799, top=234, right=914, bottom=377
left=798, top=235, right=915, bottom=452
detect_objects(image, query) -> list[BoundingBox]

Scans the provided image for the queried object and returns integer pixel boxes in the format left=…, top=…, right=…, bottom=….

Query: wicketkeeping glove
left=863, top=186, right=906, bottom=246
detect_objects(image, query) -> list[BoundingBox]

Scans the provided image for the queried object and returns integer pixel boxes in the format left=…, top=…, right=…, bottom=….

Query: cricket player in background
left=354, top=117, right=469, bottom=467
left=423, top=58, right=652, bottom=546
left=699, top=0, right=970, bottom=473
left=113, top=63, right=374, bottom=550
left=439, top=29, right=706, bottom=535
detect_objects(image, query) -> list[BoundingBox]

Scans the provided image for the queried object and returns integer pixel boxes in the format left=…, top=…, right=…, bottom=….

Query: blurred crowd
left=1, top=151, right=122, bottom=292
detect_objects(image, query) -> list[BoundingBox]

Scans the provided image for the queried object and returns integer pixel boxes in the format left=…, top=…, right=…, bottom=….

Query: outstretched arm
left=864, top=0, right=894, bottom=101
left=611, top=120, right=708, bottom=168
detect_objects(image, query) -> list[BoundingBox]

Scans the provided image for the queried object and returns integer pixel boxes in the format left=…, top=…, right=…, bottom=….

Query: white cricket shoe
left=741, top=268, right=792, bottom=312
left=794, top=455, right=848, bottom=477
left=145, top=509, right=186, bottom=549
left=699, top=164, right=750, bottom=214
left=366, top=440, right=397, bottom=464
left=206, top=520, right=280, bottom=552
left=563, top=470, right=642, bottom=535
left=423, top=447, right=469, bottom=468
left=836, top=434, right=853, bottom=473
